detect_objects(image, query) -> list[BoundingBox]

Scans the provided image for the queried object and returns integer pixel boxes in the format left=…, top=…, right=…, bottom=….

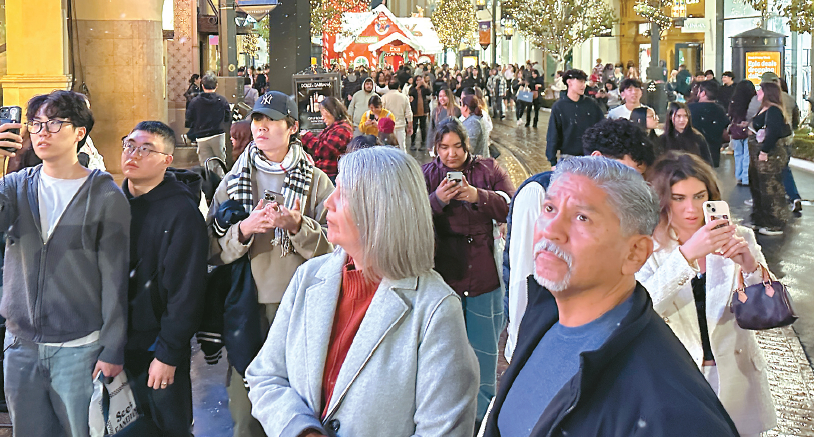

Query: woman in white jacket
left=636, top=151, right=775, bottom=437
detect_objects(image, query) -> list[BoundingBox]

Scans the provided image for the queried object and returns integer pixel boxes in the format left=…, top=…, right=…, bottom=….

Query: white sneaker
left=516, top=119, right=524, bottom=127
left=792, top=199, right=803, bottom=213
left=758, top=227, right=783, bottom=236
left=744, top=199, right=753, bottom=206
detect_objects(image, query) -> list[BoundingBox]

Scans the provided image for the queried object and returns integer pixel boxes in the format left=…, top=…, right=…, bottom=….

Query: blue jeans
left=731, top=138, right=749, bottom=184
left=462, top=288, right=505, bottom=422
left=4, top=331, right=102, bottom=437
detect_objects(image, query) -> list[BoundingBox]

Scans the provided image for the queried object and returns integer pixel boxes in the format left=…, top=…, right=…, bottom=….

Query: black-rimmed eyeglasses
left=26, top=119, right=73, bottom=134
left=122, top=142, right=171, bottom=158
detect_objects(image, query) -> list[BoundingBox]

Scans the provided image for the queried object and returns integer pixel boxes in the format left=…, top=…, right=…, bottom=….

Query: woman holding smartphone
left=636, top=151, right=776, bottom=437
left=422, top=117, right=515, bottom=431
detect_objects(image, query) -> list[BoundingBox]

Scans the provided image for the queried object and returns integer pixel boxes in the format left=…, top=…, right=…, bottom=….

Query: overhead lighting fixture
left=236, top=0, right=281, bottom=21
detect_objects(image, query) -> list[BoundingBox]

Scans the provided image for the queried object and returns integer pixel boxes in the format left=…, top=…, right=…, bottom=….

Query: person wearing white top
left=636, top=151, right=775, bottom=436
left=607, top=78, right=647, bottom=120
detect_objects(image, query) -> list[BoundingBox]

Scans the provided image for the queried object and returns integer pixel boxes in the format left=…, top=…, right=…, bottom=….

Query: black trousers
left=124, top=350, right=193, bottom=437
left=525, top=98, right=541, bottom=127
left=412, top=115, right=427, bottom=147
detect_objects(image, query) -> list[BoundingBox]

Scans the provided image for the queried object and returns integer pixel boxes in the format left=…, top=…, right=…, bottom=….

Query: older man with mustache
left=483, top=156, right=739, bottom=437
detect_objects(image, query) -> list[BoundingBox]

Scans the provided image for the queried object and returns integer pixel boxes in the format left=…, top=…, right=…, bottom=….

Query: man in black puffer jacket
left=121, top=121, right=208, bottom=437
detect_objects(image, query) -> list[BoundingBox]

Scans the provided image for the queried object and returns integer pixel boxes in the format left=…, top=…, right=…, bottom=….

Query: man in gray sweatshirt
left=347, top=77, right=378, bottom=136
left=0, top=90, right=130, bottom=436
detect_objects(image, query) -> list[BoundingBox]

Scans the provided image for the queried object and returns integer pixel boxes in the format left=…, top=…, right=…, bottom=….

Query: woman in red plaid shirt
left=302, top=97, right=353, bottom=183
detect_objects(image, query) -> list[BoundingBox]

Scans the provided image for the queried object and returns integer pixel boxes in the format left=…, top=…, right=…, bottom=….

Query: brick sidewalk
left=491, top=114, right=814, bottom=436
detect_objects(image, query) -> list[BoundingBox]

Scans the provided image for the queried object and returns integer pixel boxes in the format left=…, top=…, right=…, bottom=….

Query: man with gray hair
left=484, top=156, right=738, bottom=437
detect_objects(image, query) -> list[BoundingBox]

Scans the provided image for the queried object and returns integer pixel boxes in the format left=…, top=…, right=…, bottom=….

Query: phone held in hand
left=703, top=201, right=731, bottom=230
left=446, top=172, right=463, bottom=184
left=0, top=106, right=22, bottom=153
left=264, top=190, right=284, bottom=206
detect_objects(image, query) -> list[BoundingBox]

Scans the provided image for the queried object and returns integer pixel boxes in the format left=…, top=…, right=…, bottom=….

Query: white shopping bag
left=89, top=372, right=140, bottom=437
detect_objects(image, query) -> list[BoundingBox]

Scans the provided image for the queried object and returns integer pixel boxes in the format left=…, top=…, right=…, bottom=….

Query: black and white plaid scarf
left=216, top=141, right=314, bottom=256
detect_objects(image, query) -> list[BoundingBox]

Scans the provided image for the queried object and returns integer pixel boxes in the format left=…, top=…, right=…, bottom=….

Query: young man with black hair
left=504, top=118, right=655, bottom=360
left=121, top=121, right=208, bottom=436
left=689, top=79, right=731, bottom=167
left=675, top=64, right=692, bottom=97
left=186, top=74, right=231, bottom=167
left=607, top=78, right=648, bottom=120
left=719, top=71, right=736, bottom=108
left=0, top=90, right=130, bottom=436
left=545, top=69, right=604, bottom=167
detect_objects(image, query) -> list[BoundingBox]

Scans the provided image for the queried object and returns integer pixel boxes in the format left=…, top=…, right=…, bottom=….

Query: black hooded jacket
left=484, top=278, right=739, bottom=437
left=185, top=91, right=231, bottom=138
left=123, top=168, right=208, bottom=367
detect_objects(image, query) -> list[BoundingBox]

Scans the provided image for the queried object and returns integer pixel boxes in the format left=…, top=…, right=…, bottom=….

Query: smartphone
left=264, top=190, right=284, bottom=205
left=0, top=106, right=22, bottom=153
left=703, top=201, right=731, bottom=230
left=446, top=171, right=463, bottom=184
left=369, top=114, right=377, bottom=121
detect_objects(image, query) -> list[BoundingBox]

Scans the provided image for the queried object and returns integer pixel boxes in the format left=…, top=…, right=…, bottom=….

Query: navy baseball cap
left=251, top=91, right=297, bottom=121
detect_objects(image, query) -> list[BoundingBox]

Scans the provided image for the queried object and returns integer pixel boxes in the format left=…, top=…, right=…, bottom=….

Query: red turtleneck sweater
left=320, top=258, right=379, bottom=418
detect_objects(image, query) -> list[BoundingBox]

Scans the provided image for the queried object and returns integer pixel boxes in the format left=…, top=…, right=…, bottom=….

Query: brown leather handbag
left=730, top=265, right=798, bottom=330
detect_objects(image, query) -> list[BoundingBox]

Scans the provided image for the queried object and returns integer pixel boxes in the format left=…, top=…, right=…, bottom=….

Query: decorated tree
left=312, top=0, right=369, bottom=37
left=502, top=0, right=615, bottom=68
left=782, top=0, right=814, bottom=33
left=431, top=0, right=478, bottom=56
left=633, top=0, right=672, bottom=37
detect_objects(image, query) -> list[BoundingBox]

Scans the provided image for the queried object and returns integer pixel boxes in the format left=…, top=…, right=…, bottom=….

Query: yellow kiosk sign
left=745, top=51, right=781, bottom=85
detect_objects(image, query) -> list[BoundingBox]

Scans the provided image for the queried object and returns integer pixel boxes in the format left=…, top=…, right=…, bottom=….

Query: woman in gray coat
left=245, top=147, right=479, bottom=437
left=461, top=94, right=488, bottom=157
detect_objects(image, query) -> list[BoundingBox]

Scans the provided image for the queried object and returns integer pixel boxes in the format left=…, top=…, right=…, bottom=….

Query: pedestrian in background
left=427, top=87, right=461, bottom=148
left=207, top=91, right=334, bottom=436
left=376, top=116, right=398, bottom=146
left=460, top=94, right=488, bottom=157
left=639, top=151, right=776, bottom=436
left=523, top=69, right=544, bottom=128
left=607, top=78, right=647, bottom=120
left=244, top=77, right=259, bottom=108
left=604, top=80, right=622, bottom=109
left=409, top=75, right=432, bottom=149
left=186, top=74, right=231, bottom=167
left=689, top=80, right=731, bottom=167
left=359, top=95, right=395, bottom=137
left=301, top=96, right=353, bottom=184
left=718, top=72, right=736, bottom=109
left=347, top=78, right=377, bottom=136
left=750, top=81, right=792, bottom=236
left=727, top=80, right=756, bottom=186
left=630, top=106, right=661, bottom=148
left=423, top=118, right=515, bottom=429
left=121, top=121, right=208, bottom=436
left=245, top=146, right=479, bottom=437
left=382, top=80, right=413, bottom=150
left=545, top=69, right=604, bottom=167
left=230, top=119, right=253, bottom=161
left=779, top=78, right=803, bottom=214
left=660, top=102, right=713, bottom=164
left=184, top=74, right=201, bottom=109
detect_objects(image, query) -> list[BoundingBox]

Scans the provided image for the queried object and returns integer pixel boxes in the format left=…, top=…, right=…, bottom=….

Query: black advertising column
left=730, top=28, right=786, bottom=85
left=266, top=0, right=311, bottom=94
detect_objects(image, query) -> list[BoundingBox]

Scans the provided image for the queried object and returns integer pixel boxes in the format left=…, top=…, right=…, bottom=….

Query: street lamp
left=504, top=22, right=513, bottom=40
left=236, top=0, right=281, bottom=21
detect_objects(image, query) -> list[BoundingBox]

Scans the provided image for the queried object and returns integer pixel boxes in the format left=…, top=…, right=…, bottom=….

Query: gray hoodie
left=0, top=166, right=130, bottom=365
left=348, top=77, right=378, bottom=127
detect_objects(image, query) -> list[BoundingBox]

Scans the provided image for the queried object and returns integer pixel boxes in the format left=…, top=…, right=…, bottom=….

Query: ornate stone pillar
left=74, top=0, right=166, bottom=173
left=166, top=0, right=197, bottom=145
left=1, top=0, right=71, bottom=107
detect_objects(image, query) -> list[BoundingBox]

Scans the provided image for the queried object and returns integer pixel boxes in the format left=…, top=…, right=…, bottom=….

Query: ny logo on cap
left=260, top=94, right=275, bottom=105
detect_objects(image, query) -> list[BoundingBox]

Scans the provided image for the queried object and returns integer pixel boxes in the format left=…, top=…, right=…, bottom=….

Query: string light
left=633, top=0, right=672, bottom=36
left=502, top=0, right=615, bottom=65
left=431, top=0, right=478, bottom=50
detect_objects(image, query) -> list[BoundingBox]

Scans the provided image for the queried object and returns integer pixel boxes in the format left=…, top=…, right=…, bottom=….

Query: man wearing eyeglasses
left=120, top=121, right=208, bottom=435
left=0, top=90, right=130, bottom=436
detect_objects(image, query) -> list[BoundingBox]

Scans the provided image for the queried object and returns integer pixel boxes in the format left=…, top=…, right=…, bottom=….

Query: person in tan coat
left=207, top=91, right=334, bottom=437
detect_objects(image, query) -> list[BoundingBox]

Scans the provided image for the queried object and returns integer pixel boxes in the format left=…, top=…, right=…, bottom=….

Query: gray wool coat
left=245, top=249, right=479, bottom=437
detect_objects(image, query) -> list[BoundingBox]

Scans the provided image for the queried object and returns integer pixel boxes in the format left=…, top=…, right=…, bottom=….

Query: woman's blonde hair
left=336, top=147, right=434, bottom=280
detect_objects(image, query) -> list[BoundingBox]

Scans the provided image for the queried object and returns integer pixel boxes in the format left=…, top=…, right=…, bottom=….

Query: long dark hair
left=662, top=102, right=704, bottom=155
left=728, top=80, right=756, bottom=122
left=647, top=151, right=722, bottom=246
left=760, top=82, right=788, bottom=122
left=319, top=96, right=350, bottom=124
left=433, top=117, right=471, bottom=155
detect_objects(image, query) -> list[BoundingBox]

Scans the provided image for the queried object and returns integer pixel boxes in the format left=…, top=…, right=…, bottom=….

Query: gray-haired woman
left=245, top=147, right=479, bottom=437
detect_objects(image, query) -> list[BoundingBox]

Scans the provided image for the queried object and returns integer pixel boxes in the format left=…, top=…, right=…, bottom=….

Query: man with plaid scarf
left=207, top=90, right=335, bottom=437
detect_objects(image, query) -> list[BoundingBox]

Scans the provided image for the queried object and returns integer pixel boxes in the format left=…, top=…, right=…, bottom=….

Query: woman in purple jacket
left=422, top=117, right=515, bottom=429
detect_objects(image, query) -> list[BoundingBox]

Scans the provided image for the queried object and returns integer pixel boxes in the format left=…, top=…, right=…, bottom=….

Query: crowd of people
left=0, top=54, right=800, bottom=437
